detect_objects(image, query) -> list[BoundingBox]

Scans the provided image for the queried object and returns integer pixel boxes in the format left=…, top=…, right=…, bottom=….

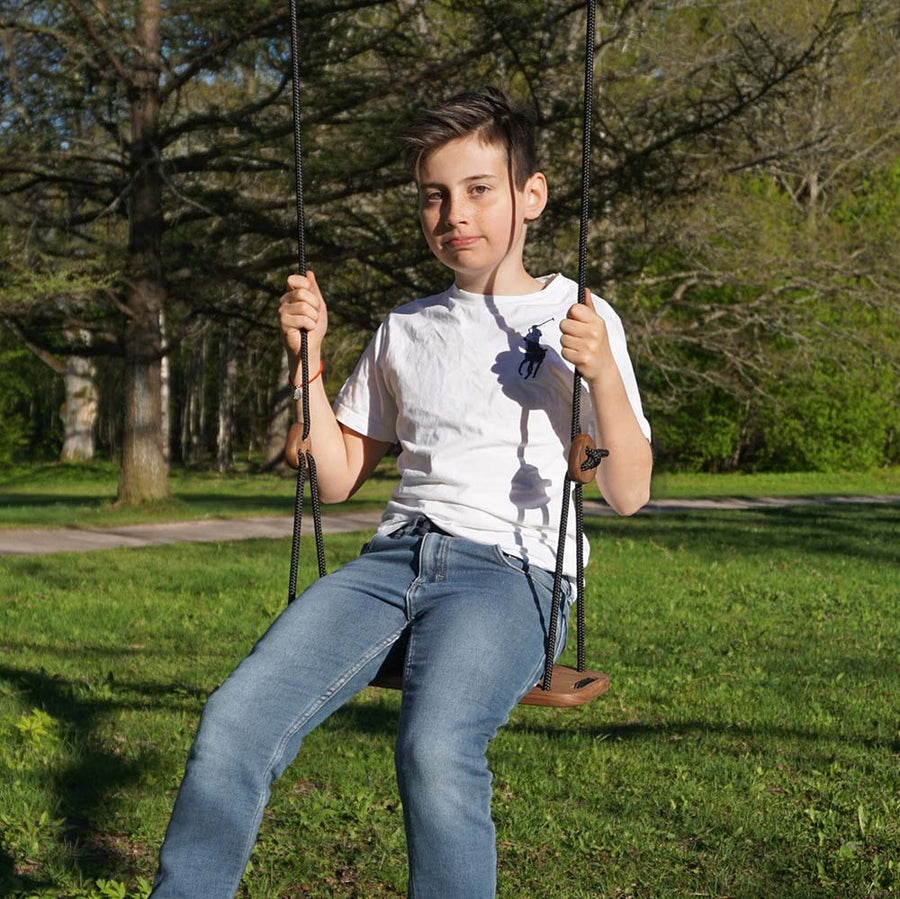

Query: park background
left=2, top=0, right=898, bottom=489
left=1, top=1, right=899, bottom=898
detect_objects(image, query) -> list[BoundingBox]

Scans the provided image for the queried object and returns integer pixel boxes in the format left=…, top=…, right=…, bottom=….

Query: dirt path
left=1, top=495, right=897, bottom=556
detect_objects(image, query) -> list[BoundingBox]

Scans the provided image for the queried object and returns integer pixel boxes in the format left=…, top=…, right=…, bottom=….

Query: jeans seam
left=404, top=577, right=418, bottom=620
left=239, top=625, right=405, bottom=871
left=438, top=534, right=448, bottom=580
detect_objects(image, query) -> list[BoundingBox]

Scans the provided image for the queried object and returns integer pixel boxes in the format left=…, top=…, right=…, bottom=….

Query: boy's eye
left=471, top=184, right=489, bottom=196
left=422, top=190, right=444, bottom=203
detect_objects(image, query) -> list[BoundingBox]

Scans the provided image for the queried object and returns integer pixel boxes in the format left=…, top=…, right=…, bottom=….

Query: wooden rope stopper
left=568, top=433, right=609, bottom=483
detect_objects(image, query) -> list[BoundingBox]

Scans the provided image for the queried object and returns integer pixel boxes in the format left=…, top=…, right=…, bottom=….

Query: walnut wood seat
left=370, top=665, right=609, bottom=708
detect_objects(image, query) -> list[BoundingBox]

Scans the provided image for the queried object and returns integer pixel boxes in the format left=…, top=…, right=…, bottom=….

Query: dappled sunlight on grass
left=1, top=507, right=898, bottom=897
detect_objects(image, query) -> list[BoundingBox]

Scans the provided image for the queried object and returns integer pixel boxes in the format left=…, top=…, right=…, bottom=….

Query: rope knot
left=568, top=433, right=608, bottom=483
left=581, top=446, right=609, bottom=472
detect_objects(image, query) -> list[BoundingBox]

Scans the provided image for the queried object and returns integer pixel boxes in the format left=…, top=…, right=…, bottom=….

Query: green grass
left=650, top=467, right=900, bottom=499
left=0, top=461, right=397, bottom=530
left=2, top=462, right=900, bottom=531
left=1, top=504, right=898, bottom=898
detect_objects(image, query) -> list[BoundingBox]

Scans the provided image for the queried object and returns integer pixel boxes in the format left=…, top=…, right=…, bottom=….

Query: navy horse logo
left=518, top=319, right=552, bottom=379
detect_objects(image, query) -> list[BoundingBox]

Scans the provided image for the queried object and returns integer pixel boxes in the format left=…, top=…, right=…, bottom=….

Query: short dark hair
left=401, top=87, right=537, bottom=189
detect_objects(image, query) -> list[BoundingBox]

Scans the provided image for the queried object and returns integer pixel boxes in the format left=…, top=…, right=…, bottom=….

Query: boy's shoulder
left=389, top=289, right=451, bottom=319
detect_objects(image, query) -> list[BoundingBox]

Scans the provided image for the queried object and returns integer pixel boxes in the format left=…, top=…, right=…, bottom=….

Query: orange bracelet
left=291, top=360, right=323, bottom=397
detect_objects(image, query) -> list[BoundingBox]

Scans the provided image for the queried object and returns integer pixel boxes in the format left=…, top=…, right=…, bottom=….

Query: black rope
left=582, top=446, right=609, bottom=471
left=288, top=453, right=306, bottom=603
left=288, top=0, right=306, bottom=278
left=542, top=0, right=598, bottom=691
left=544, top=473, right=572, bottom=687
left=285, top=0, right=603, bottom=695
left=287, top=0, right=326, bottom=603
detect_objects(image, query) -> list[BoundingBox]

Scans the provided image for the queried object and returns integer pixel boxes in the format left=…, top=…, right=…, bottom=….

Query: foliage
left=0, top=349, right=33, bottom=463
left=1, top=0, right=898, bottom=473
left=0, top=339, right=63, bottom=463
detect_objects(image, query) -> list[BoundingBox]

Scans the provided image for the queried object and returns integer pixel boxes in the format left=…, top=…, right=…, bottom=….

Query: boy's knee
left=395, top=726, right=488, bottom=788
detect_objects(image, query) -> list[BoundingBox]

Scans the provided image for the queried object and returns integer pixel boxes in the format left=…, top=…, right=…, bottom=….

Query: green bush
left=755, top=357, right=899, bottom=472
left=0, top=339, right=63, bottom=463
left=0, top=348, right=37, bottom=463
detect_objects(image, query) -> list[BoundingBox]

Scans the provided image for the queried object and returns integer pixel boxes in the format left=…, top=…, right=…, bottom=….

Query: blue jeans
left=150, top=519, right=570, bottom=899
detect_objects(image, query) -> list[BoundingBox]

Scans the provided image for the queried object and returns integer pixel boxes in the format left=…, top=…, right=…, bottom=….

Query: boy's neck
left=454, top=265, right=545, bottom=297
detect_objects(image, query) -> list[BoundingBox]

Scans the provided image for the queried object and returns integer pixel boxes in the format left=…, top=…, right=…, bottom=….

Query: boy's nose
left=443, top=195, right=469, bottom=226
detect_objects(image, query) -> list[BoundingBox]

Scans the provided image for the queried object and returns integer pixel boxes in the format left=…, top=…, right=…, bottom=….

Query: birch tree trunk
left=216, top=324, right=236, bottom=472
left=197, top=333, right=208, bottom=460
left=179, top=343, right=193, bottom=464
left=117, top=0, right=168, bottom=504
left=159, top=308, right=170, bottom=466
left=60, top=353, right=99, bottom=462
left=6, top=321, right=99, bottom=461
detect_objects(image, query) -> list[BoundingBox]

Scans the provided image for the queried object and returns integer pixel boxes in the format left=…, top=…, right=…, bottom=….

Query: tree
left=3, top=0, right=895, bottom=478
left=1, top=0, right=411, bottom=493
left=614, top=0, right=900, bottom=469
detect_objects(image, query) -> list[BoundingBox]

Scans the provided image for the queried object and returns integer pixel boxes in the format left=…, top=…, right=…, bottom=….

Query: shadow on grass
left=507, top=716, right=900, bottom=755
left=592, top=503, right=900, bottom=566
left=0, top=845, right=50, bottom=898
left=327, top=695, right=401, bottom=736
left=0, top=491, right=382, bottom=521
left=0, top=663, right=208, bottom=883
left=0, top=493, right=112, bottom=508
left=0, top=662, right=209, bottom=712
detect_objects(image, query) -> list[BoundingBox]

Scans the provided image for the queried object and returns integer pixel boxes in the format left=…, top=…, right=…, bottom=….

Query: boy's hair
left=402, top=87, right=537, bottom=189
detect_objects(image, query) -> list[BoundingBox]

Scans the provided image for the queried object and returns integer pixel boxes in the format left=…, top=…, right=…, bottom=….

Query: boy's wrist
left=582, top=355, right=618, bottom=389
left=289, top=354, right=323, bottom=391
left=289, top=341, right=321, bottom=366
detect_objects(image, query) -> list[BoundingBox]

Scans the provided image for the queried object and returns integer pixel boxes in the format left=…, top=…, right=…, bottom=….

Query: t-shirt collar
left=448, top=273, right=562, bottom=304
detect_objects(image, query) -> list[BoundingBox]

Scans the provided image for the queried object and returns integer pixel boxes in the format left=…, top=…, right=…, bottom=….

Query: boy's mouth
left=444, top=236, right=480, bottom=249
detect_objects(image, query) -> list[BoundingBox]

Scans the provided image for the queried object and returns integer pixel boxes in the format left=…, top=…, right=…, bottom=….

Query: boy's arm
left=559, top=292, right=652, bottom=516
left=280, top=271, right=393, bottom=503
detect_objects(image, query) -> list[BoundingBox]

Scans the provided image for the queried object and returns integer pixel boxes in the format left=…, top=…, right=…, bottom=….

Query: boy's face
left=415, top=134, right=547, bottom=294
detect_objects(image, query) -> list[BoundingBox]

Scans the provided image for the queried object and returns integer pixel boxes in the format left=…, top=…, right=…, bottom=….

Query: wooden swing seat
left=370, top=665, right=609, bottom=708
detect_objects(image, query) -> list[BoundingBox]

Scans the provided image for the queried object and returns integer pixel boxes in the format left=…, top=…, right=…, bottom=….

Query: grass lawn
left=1, top=503, right=898, bottom=898
left=0, top=462, right=396, bottom=530
left=2, top=462, right=900, bottom=531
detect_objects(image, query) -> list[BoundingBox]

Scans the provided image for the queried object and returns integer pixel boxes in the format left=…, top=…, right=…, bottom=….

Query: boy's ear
left=523, top=172, right=548, bottom=222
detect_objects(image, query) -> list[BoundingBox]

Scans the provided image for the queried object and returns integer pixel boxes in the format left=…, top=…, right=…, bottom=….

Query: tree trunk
left=159, top=308, right=170, bottom=466
left=59, top=352, right=98, bottom=462
left=216, top=323, right=236, bottom=472
left=179, top=334, right=207, bottom=464
left=179, top=342, right=193, bottom=464
left=6, top=320, right=100, bottom=461
left=117, top=0, right=168, bottom=504
left=262, top=348, right=292, bottom=471
left=197, top=333, right=208, bottom=459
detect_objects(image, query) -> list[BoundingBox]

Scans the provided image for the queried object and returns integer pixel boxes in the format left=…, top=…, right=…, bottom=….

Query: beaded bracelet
left=291, top=360, right=323, bottom=399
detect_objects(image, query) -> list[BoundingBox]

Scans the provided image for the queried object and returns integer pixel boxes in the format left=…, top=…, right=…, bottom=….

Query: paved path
left=1, top=494, right=897, bottom=557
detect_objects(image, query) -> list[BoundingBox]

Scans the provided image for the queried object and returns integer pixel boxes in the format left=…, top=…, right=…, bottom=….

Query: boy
left=150, top=87, right=652, bottom=899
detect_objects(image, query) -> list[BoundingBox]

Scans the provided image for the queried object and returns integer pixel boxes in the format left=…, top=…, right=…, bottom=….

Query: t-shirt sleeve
left=332, top=324, right=399, bottom=444
left=591, top=294, right=652, bottom=442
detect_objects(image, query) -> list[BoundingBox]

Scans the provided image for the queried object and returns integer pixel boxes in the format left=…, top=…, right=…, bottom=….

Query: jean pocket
left=360, top=533, right=391, bottom=555
left=491, top=546, right=564, bottom=597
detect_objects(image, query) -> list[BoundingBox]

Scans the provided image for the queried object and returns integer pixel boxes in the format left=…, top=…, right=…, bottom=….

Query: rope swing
left=283, top=0, right=610, bottom=708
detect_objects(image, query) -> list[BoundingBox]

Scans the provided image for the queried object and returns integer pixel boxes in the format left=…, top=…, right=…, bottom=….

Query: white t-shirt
left=334, top=273, right=651, bottom=577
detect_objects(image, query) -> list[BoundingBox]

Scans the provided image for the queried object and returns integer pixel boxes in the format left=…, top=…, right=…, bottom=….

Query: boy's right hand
left=279, top=270, right=328, bottom=362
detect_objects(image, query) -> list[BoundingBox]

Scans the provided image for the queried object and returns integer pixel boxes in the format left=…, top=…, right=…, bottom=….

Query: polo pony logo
left=518, top=319, right=552, bottom=379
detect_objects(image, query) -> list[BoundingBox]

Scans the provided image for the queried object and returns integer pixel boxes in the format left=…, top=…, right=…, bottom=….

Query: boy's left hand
left=559, top=289, right=616, bottom=384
